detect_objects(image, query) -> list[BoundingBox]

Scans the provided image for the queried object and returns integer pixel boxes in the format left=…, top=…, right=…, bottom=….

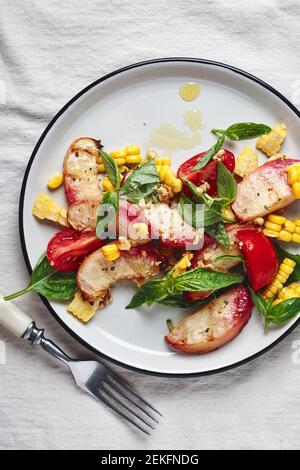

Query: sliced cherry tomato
left=177, top=149, right=235, bottom=196
left=236, top=229, right=278, bottom=291
left=47, top=228, right=104, bottom=272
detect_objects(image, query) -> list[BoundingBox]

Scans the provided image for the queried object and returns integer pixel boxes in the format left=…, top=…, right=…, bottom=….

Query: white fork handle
left=0, top=295, right=32, bottom=337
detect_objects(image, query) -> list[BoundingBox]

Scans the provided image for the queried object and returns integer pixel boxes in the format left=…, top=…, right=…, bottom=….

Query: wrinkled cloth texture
left=0, top=0, right=300, bottom=451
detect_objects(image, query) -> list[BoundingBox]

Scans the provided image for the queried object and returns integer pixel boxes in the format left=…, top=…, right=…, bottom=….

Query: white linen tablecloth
left=0, top=0, right=299, bottom=450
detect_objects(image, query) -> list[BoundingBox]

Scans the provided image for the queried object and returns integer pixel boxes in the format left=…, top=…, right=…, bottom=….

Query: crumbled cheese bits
left=32, top=194, right=69, bottom=227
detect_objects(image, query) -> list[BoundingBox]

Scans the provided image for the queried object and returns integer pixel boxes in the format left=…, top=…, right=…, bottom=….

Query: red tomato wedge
left=47, top=228, right=104, bottom=272
left=177, top=149, right=235, bottom=196
left=236, top=229, right=278, bottom=291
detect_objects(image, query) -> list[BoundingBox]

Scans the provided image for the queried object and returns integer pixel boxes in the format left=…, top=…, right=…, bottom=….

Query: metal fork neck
left=23, top=322, right=73, bottom=365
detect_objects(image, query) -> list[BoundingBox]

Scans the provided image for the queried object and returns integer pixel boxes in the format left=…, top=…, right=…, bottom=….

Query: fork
left=0, top=295, right=161, bottom=435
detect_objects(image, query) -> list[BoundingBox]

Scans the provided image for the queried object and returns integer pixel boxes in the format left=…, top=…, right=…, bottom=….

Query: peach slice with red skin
left=165, top=284, right=253, bottom=354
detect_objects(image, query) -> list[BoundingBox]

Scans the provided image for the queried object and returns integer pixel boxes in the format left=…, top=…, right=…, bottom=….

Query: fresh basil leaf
left=96, top=190, right=119, bottom=238
left=217, top=161, right=237, bottom=203
left=174, top=268, right=244, bottom=292
left=120, top=160, right=160, bottom=203
left=178, top=193, right=215, bottom=228
left=249, top=286, right=300, bottom=326
left=159, top=293, right=212, bottom=309
left=182, top=180, right=224, bottom=226
left=126, top=278, right=175, bottom=309
left=192, top=133, right=225, bottom=171
left=275, top=244, right=300, bottom=283
left=214, top=254, right=243, bottom=264
left=267, top=298, right=300, bottom=325
left=127, top=266, right=244, bottom=308
left=205, top=222, right=230, bottom=247
left=4, top=254, right=76, bottom=301
left=212, top=122, right=271, bottom=141
left=166, top=319, right=175, bottom=331
left=248, top=287, right=271, bottom=318
left=100, top=150, right=120, bottom=189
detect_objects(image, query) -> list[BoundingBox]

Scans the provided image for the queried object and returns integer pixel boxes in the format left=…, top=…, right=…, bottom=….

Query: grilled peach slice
left=232, top=158, right=297, bottom=222
left=165, top=284, right=253, bottom=354
left=77, top=244, right=162, bottom=302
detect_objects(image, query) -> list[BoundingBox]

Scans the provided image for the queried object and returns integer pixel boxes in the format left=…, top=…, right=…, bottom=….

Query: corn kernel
left=276, top=273, right=286, bottom=284
left=234, top=146, right=259, bottom=177
left=283, top=220, right=296, bottom=233
left=256, top=123, right=286, bottom=157
left=283, top=258, right=296, bottom=268
left=97, top=164, right=105, bottom=172
left=155, top=158, right=171, bottom=166
left=164, top=168, right=175, bottom=186
left=110, top=149, right=127, bottom=159
left=262, top=229, right=279, bottom=238
left=32, top=194, right=68, bottom=227
left=126, top=155, right=142, bottom=165
left=114, top=158, right=126, bottom=166
left=124, top=145, right=140, bottom=156
left=294, top=218, right=300, bottom=227
left=272, top=279, right=283, bottom=290
left=119, top=165, right=129, bottom=174
left=268, top=214, right=287, bottom=225
left=102, top=177, right=115, bottom=192
left=292, top=182, right=300, bottom=198
left=264, top=290, right=275, bottom=299
left=292, top=233, right=300, bottom=243
left=67, top=291, right=101, bottom=323
left=101, top=244, right=120, bottom=261
left=172, top=178, right=183, bottom=193
left=172, top=253, right=193, bottom=278
left=264, top=221, right=281, bottom=232
left=159, top=165, right=168, bottom=182
left=280, top=264, right=294, bottom=275
left=287, top=164, right=300, bottom=185
left=278, top=230, right=292, bottom=242
left=47, top=172, right=63, bottom=190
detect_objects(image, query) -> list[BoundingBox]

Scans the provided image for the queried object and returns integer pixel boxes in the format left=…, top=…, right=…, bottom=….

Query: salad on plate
left=5, top=120, right=300, bottom=355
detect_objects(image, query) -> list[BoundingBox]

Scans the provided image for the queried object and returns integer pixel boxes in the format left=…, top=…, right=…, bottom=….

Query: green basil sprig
left=212, top=122, right=271, bottom=141
left=120, top=159, right=160, bottom=203
left=126, top=267, right=244, bottom=308
left=4, top=255, right=76, bottom=301
left=96, top=190, right=119, bottom=238
left=100, top=150, right=120, bottom=189
left=192, top=122, right=271, bottom=171
left=193, top=134, right=225, bottom=171
left=249, top=287, right=300, bottom=327
left=275, top=244, right=300, bottom=283
left=182, top=179, right=233, bottom=226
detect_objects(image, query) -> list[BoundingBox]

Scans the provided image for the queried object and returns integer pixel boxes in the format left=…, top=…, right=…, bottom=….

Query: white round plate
left=20, top=58, right=300, bottom=376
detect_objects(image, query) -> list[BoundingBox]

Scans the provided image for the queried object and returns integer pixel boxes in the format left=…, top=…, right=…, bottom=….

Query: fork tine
left=93, top=389, right=151, bottom=436
left=102, top=381, right=155, bottom=430
left=109, top=371, right=163, bottom=417
left=106, top=375, right=159, bottom=424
